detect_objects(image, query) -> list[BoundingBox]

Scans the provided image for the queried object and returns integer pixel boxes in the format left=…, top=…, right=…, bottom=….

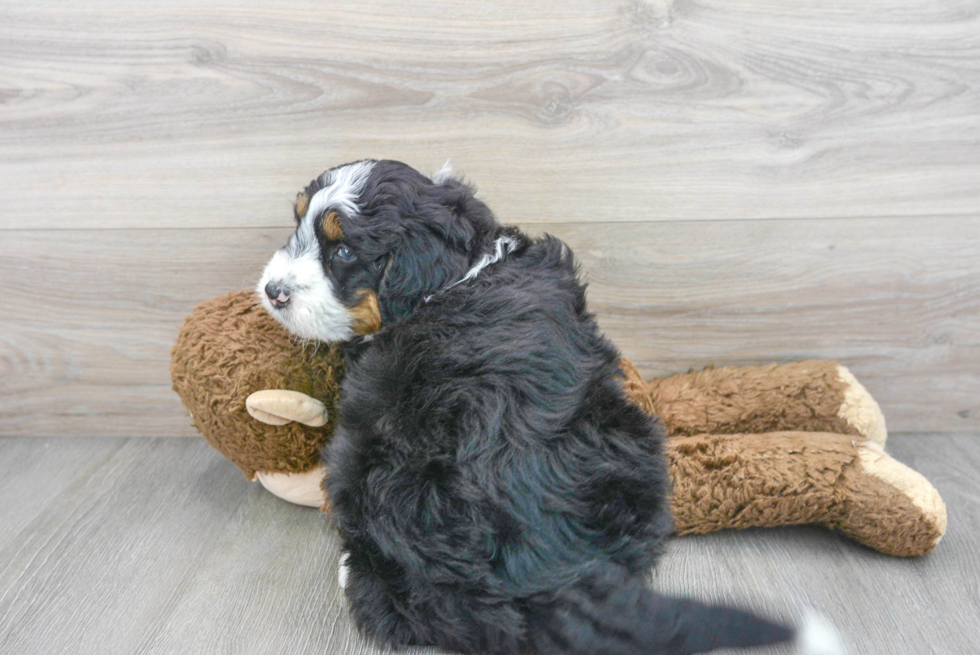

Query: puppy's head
left=257, top=160, right=498, bottom=343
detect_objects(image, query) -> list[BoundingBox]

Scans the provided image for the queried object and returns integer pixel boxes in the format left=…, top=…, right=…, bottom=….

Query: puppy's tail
left=527, top=564, right=842, bottom=655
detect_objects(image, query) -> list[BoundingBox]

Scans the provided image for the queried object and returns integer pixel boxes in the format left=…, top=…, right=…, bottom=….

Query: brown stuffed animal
left=171, top=290, right=946, bottom=557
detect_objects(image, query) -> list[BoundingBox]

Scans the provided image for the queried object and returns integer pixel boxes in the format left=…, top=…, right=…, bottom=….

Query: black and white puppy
left=257, top=160, right=832, bottom=655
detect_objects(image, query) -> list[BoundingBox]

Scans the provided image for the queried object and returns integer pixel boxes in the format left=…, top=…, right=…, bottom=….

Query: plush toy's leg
left=667, top=432, right=945, bottom=557
left=621, top=359, right=887, bottom=446
left=837, top=441, right=947, bottom=557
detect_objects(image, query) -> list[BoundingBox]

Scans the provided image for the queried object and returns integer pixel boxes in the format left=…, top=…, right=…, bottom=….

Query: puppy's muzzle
left=264, top=281, right=291, bottom=309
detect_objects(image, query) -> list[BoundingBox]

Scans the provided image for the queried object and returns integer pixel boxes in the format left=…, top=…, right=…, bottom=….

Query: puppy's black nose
left=265, top=281, right=290, bottom=309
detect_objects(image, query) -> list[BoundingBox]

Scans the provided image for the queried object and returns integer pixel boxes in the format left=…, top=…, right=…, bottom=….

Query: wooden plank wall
left=1, top=0, right=978, bottom=437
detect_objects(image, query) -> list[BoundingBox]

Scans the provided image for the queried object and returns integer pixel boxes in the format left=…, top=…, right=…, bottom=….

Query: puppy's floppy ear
left=377, top=229, right=469, bottom=323
left=373, top=167, right=499, bottom=324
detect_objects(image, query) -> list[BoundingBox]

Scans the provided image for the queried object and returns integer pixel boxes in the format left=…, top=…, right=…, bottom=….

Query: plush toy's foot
left=836, top=442, right=946, bottom=557
left=254, top=463, right=327, bottom=509
left=668, top=432, right=945, bottom=557
left=245, top=390, right=329, bottom=427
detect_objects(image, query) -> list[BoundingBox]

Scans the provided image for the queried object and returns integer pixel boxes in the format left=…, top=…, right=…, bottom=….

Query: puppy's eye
left=333, top=245, right=356, bottom=262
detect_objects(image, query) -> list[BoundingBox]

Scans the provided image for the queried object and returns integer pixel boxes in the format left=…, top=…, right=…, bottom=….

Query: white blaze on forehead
left=292, top=160, right=376, bottom=255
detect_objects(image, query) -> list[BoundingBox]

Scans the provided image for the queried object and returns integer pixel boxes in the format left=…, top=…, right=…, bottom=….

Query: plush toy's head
left=170, top=290, right=344, bottom=479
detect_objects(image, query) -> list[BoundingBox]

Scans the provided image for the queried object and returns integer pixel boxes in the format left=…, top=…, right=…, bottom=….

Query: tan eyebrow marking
left=322, top=211, right=344, bottom=240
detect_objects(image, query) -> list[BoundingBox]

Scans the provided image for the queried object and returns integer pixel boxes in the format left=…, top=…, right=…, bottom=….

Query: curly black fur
left=281, top=161, right=796, bottom=654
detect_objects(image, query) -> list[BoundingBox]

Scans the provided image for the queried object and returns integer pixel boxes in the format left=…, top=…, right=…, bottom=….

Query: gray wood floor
left=0, top=434, right=976, bottom=655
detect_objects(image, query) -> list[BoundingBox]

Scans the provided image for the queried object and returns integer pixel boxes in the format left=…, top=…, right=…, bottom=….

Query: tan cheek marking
left=322, top=211, right=344, bottom=240
left=294, top=192, right=309, bottom=221
left=350, top=290, right=382, bottom=335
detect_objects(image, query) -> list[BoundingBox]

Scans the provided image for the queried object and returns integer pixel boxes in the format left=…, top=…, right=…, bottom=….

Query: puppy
left=258, top=160, right=834, bottom=654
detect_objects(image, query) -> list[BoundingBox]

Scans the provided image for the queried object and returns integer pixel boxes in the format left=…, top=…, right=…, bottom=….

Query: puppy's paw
left=338, top=552, right=350, bottom=589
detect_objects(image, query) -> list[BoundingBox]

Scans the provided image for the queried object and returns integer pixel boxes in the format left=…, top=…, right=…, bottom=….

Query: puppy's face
left=257, top=160, right=497, bottom=343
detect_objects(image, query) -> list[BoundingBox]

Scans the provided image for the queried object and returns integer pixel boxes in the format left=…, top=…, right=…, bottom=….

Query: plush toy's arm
left=244, top=390, right=330, bottom=509
left=667, top=431, right=946, bottom=557
left=620, top=359, right=887, bottom=446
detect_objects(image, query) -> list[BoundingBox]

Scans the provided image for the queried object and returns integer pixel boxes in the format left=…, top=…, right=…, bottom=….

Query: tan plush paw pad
left=255, top=464, right=327, bottom=508
left=836, top=365, right=887, bottom=446
left=246, top=390, right=329, bottom=427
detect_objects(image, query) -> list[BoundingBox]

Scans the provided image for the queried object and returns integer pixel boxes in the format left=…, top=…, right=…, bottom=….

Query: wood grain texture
left=1, top=216, right=977, bottom=438
left=1, top=0, right=978, bottom=438
left=1, top=0, right=978, bottom=229
left=0, top=229, right=285, bottom=438
left=0, top=434, right=975, bottom=654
